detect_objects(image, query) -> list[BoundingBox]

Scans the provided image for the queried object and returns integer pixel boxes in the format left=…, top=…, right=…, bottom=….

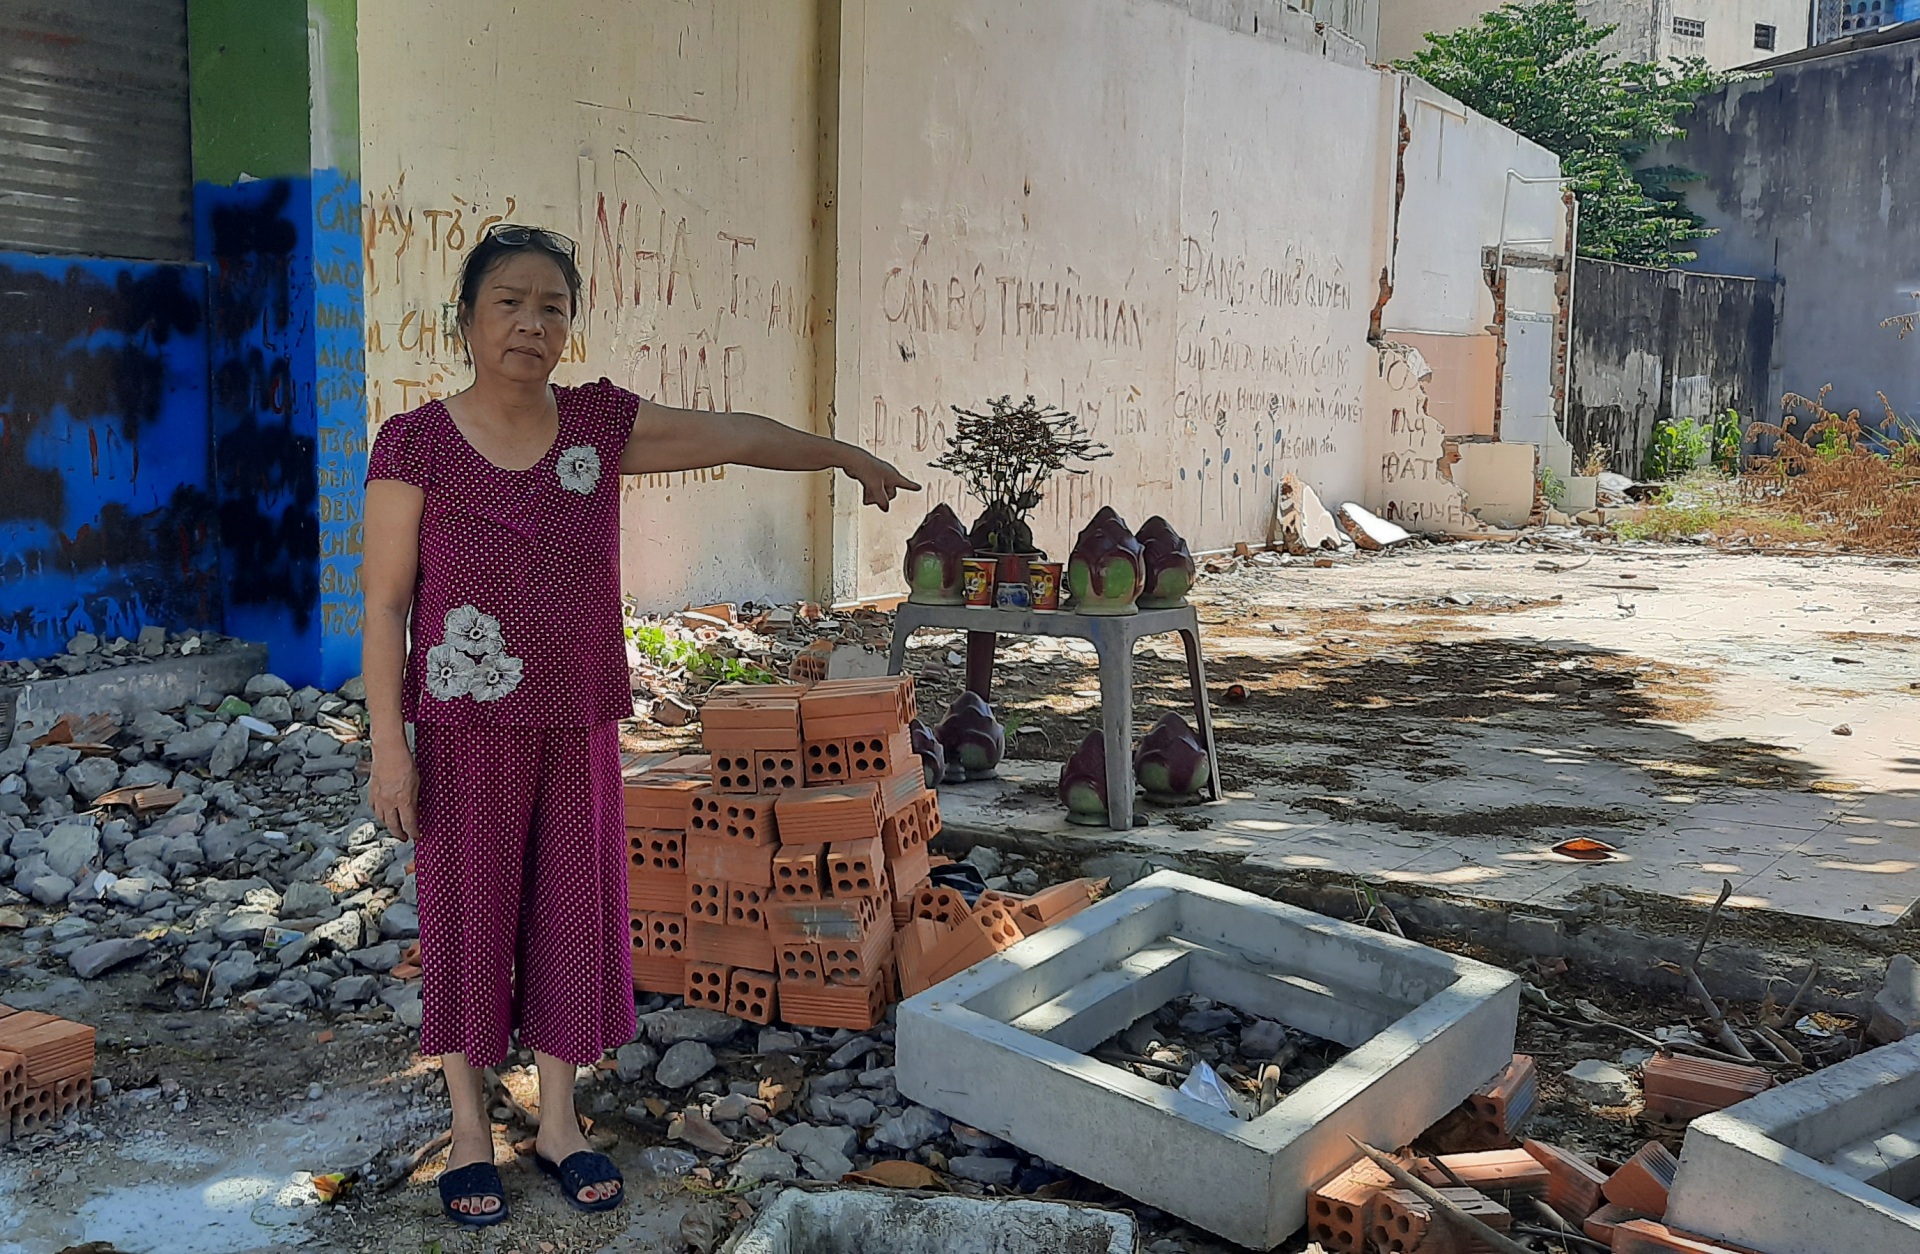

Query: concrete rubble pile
left=0, top=641, right=425, bottom=1040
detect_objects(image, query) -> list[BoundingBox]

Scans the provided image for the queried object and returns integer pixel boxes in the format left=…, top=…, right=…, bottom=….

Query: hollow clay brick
left=1523, top=1139, right=1610, bottom=1221
left=1584, top=1203, right=1652, bottom=1245
left=727, top=883, right=771, bottom=928
left=624, top=777, right=705, bottom=829
left=700, top=696, right=801, bottom=747
left=1611, top=1219, right=1744, bottom=1253
left=709, top=750, right=761, bottom=794
left=846, top=730, right=914, bottom=781
left=628, top=870, right=688, bottom=914
left=895, top=917, right=944, bottom=997
left=780, top=968, right=894, bottom=1031
left=0, top=1048, right=23, bottom=1116
left=685, top=962, right=731, bottom=1011
left=827, top=836, right=887, bottom=898
left=820, top=924, right=894, bottom=988
left=632, top=955, right=688, bottom=996
left=10, top=1072, right=92, bottom=1139
left=881, top=802, right=926, bottom=859
left=802, top=739, right=850, bottom=785
left=1370, top=1186, right=1511, bottom=1254
left=918, top=790, right=942, bottom=839
left=880, top=770, right=925, bottom=818
left=887, top=845, right=931, bottom=900
left=647, top=913, right=687, bottom=957
left=687, top=921, right=775, bottom=971
left=1603, top=1142, right=1678, bottom=1217
left=687, top=879, right=727, bottom=923
left=688, top=792, right=777, bottom=846
left=0, top=1012, right=94, bottom=1084
left=685, top=835, right=774, bottom=886
left=1414, top=1149, right=1551, bottom=1200
left=891, top=881, right=930, bottom=931
left=1012, top=878, right=1102, bottom=934
left=919, top=904, right=1023, bottom=988
left=1307, top=1157, right=1396, bottom=1254
left=727, top=969, right=778, bottom=1024
left=912, top=885, right=972, bottom=927
left=772, top=847, right=825, bottom=901
left=774, top=783, right=883, bottom=845
left=778, top=941, right=823, bottom=987
left=767, top=895, right=882, bottom=945
left=641, top=830, right=684, bottom=874
left=1640, top=1055, right=1771, bottom=1115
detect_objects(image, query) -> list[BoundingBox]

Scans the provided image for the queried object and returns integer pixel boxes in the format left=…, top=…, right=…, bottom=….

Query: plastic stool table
left=886, top=601, right=1222, bottom=831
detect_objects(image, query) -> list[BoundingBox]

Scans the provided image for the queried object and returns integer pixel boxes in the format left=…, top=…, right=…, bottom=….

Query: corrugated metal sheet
left=0, top=0, right=192, bottom=261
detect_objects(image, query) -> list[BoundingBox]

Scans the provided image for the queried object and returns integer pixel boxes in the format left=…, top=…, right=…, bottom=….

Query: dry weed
left=1740, top=387, right=1920, bottom=553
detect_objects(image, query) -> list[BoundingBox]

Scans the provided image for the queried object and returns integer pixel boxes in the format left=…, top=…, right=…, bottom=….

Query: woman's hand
left=369, top=744, right=421, bottom=842
left=842, top=450, right=921, bottom=511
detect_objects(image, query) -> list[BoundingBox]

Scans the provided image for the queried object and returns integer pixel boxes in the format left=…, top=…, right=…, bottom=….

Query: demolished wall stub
left=1366, top=341, right=1500, bottom=537
left=895, top=870, right=1521, bottom=1249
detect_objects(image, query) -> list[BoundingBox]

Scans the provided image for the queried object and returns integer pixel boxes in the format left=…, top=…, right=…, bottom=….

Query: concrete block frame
left=896, top=871, right=1521, bottom=1248
left=1666, top=1036, right=1920, bottom=1253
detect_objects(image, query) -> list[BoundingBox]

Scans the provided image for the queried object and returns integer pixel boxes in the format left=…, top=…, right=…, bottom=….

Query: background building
left=1379, top=0, right=1813, bottom=67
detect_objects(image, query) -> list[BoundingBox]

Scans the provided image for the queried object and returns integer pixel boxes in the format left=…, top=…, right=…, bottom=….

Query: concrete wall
left=0, top=253, right=220, bottom=658
left=357, top=1, right=832, bottom=611
left=836, top=0, right=1390, bottom=597
left=1568, top=258, right=1777, bottom=476
left=1657, top=35, right=1920, bottom=425
left=1379, top=0, right=1811, bottom=67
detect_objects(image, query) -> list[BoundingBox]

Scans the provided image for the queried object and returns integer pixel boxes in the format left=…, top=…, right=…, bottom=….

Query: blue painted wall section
left=196, top=176, right=322, bottom=686
left=314, top=167, right=366, bottom=687
left=0, top=252, right=220, bottom=658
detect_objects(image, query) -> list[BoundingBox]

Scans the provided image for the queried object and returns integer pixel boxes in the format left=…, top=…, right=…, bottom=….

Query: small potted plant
left=930, top=395, right=1112, bottom=597
left=1563, top=443, right=1609, bottom=513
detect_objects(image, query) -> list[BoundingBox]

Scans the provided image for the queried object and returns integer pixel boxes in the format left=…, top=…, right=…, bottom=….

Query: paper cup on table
left=961, top=557, right=996, bottom=607
left=1029, top=561, right=1064, bottom=611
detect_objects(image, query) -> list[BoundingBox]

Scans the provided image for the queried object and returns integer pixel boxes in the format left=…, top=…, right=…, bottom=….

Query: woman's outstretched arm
left=619, top=398, right=921, bottom=510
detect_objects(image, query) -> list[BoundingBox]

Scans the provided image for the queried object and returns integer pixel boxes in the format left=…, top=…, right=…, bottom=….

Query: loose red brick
left=685, top=962, right=731, bottom=1011
left=772, top=847, right=825, bottom=901
left=10, top=1072, right=92, bottom=1139
left=881, top=802, right=926, bottom=859
left=820, top=924, right=894, bottom=987
left=1612, top=1219, right=1745, bottom=1253
left=1641, top=1055, right=1771, bottom=1117
left=827, top=836, right=887, bottom=898
left=1307, top=1157, right=1395, bottom=1253
left=726, top=969, right=778, bottom=1024
left=911, top=885, right=972, bottom=927
left=1415, top=1149, right=1551, bottom=1200
left=887, top=844, right=931, bottom=901
left=0, top=1047, right=24, bottom=1116
left=1370, top=1186, right=1511, bottom=1254
left=0, top=1012, right=93, bottom=1084
left=1523, top=1139, right=1610, bottom=1221
left=919, top=789, right=942, bottom=836
left=701, top=696, right=801, bottom=747
left=624, top=777, right=705, bottom=829
left=780, top=969, right=895, bottom=1031
left=1603, top=1142, right=1678, bottom=1217
left=1584, top=1203, right=1652, bottom=1245
left=1012, top=878, right=1101, bottom=934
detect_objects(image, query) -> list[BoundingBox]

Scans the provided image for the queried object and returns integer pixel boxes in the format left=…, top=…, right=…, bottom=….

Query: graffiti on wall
left=0, top=252, right=219, bottom=659
left=315, top=167, right=367, bottom=683
left=197, top=176, right=321, bottom=674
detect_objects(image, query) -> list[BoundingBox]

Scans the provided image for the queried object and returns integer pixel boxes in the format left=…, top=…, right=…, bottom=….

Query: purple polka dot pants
left=413, top=720, right=635, bottom=1067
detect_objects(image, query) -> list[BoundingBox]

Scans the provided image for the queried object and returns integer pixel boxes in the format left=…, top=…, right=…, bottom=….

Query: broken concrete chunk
left=731, top=1146, right=799, bottom=1185
left=614, top=1040, right=659, bottom=1083
left=1278, top=474, right=1347, bottom=554
left=1337, top=502, right=1413, bottom=551
left=1869, top=953, right=1920, bottom=1044
left=656, top=1040, right=718, bottom=1089
left=1566, top=1059, right=1637, bottom=1105
left=69, top=936, right=153, bottom=979
left=641, top=1007, right=745, bottom=1046
left=777, top=1123, right=858, bottom=1180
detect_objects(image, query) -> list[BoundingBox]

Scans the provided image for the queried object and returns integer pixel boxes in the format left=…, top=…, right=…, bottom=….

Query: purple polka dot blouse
left=365, top=379, right=639, bottom=727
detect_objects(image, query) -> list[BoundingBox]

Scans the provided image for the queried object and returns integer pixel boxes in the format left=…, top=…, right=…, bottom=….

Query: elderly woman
left=361, top=224, right=915, bottom=1226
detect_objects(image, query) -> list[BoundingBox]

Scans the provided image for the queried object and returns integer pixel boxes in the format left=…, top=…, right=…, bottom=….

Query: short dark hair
left=454, top=226, right=584, bottom=343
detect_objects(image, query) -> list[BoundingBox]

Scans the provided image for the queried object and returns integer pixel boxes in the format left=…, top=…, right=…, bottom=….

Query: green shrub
left=1643, top=417, right=1710, bottom=480
left=1711, top=409, right=1742, bottom=472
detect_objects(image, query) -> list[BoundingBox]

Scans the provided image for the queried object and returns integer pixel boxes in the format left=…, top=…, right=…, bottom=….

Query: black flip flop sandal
left=438, top=1161, right=511, bottom=1227
left=534, top=1149, right=625, bottom=1213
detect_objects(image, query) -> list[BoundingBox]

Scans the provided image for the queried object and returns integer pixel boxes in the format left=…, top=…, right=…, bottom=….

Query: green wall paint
left=308, top=0, right=360, bottom=178
left=189, top=0, right=311, bottom=184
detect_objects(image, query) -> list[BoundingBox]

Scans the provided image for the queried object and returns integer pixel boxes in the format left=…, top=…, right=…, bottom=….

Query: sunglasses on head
left=481, top=222, right=578, bottom=259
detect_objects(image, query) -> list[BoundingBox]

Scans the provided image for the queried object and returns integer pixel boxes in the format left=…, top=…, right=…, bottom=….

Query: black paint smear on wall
left=202, top=178, right=320, bottom=635
left=0, top=262, right=204, bottom=525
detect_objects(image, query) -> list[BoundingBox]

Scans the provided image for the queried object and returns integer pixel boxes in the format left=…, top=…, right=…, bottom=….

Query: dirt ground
left=9, top=540, right=1918, bottom=1253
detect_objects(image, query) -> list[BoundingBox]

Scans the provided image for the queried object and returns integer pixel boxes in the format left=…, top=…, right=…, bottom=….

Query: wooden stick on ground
left=1764, top=961, right=1821, bottom=1030
left=1346, top=1138, right=1536, bottom=1254
left=1681, top=880, right=1755, bottom=1061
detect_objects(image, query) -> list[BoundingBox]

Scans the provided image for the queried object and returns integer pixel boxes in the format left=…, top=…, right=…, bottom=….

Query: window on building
left=1755, top=22, right=1777, bottom=47
left=1673, top=15, right=1707, bottom=37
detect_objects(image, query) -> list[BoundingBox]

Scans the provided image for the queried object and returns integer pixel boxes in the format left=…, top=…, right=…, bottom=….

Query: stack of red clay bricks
left=621, top=678, right=942, bottom=1033
left=1305, top=1052, right=1761, bottom=1252
left=0, top=1003, right=95, bottom=1143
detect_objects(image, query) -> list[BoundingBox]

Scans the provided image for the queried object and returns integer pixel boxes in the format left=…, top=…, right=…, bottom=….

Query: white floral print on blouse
left=445, top=604, right=505, bottom=657
left=557, top=444, right=601, bottom=495
left=431, top=605, right=525, bottom=703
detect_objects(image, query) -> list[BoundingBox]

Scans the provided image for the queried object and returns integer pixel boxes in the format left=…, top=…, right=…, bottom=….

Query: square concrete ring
left=1666, top=1035, right=1920, bottom=1253
left=895, top=870, right=1521, bottom=1249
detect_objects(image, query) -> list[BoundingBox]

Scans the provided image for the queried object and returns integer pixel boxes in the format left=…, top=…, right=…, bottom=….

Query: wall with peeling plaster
left=1656, top=33, right=1920, bottom=425
left=356, top=1, right=832, bottom=611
